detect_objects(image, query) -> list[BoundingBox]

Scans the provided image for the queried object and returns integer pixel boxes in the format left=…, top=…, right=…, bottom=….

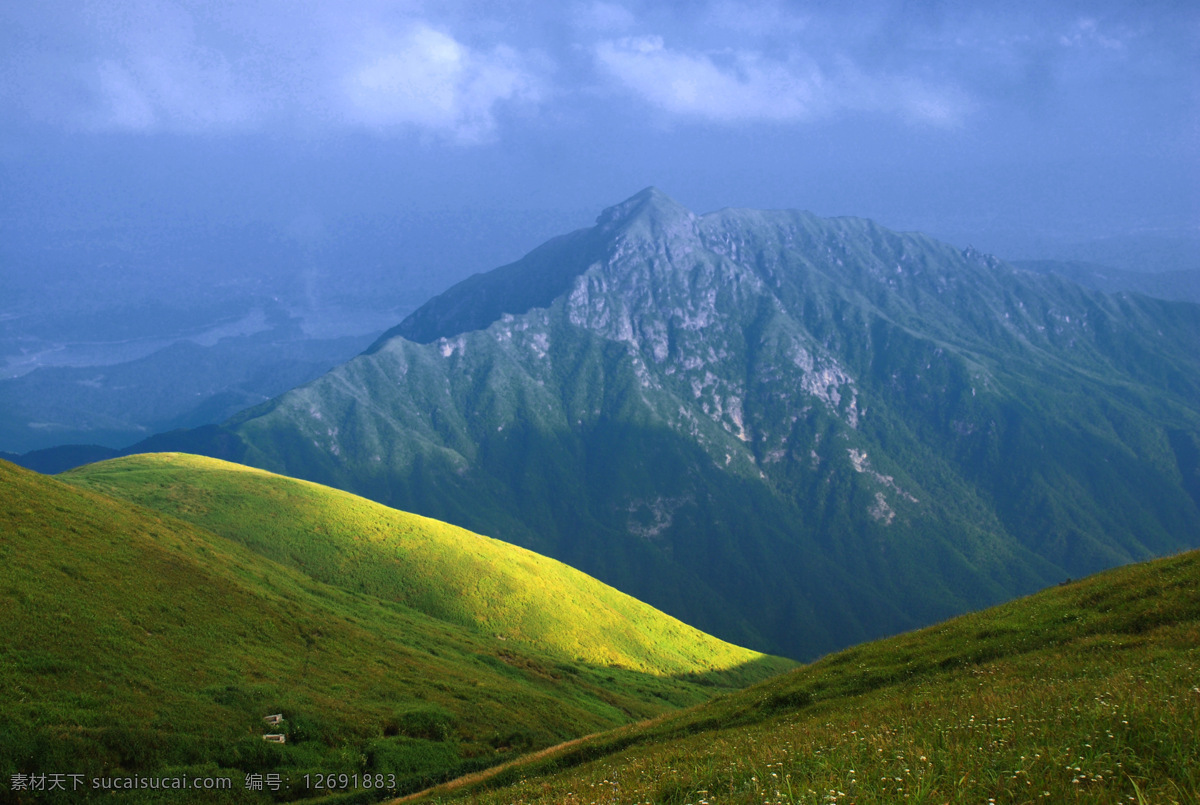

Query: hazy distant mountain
left=1013, top=259, right=1200, bottom=304
left=120, top=189, right=1200, bottom=659
left=0, top=316, right=376, bottom=453
left=0, top=210, right=588, bottom=453
left=1047, top=232, right=1200, bottom=275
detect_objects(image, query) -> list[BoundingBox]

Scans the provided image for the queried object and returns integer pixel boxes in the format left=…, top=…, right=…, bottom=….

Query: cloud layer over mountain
left=0, top=1, right=1195, bottom=256
left=3, top=1, right=1190, bottom=141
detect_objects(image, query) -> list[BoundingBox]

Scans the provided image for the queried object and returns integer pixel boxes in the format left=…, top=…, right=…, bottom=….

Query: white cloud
left=594, top=35, right=968, bottom=127
left=342, top=25, right=542, bottom=142
left=595, top=35, right=823, bottom=121
left=92, top=61, right=158, bottom=131
left=0, top=1, right=544, bottom=141
left=1060, top=18, right=1128, bottom=52
left=86, top=47, right=257, bottom=133
left=0, top=0, right=260, bottom=133
left=702, top=0, right=811, bottom=37
left=573, top=2, right=637, bottom=33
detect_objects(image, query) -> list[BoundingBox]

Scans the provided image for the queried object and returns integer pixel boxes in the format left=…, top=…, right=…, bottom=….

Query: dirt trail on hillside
left=387, top=733, right=599, bottom=803
left=387, top=712, right=671, bottom=804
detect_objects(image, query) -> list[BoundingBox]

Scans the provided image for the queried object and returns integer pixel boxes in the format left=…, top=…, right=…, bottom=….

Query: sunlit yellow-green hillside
left=2, top=457, right=787, bottom=802
left=64, top=452, right=790, bottom=681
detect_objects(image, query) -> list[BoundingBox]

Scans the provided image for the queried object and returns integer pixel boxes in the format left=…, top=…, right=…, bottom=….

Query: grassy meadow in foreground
left=407, top=549, right=1200, bottom=805
left=1, top=457, right=786, bottom=803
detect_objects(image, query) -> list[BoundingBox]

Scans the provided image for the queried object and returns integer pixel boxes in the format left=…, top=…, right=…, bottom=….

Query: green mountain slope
left=0, top=457, right=786, bottom=802
left=415, top=548, right=1200, bottom=805
left=63, top=452, right=785, bottom=681
left=135, top=189, right=1200, bottom=660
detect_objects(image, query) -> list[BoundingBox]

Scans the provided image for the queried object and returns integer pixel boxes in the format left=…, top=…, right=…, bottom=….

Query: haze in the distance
left=1, top=0, right=1195, bottom=260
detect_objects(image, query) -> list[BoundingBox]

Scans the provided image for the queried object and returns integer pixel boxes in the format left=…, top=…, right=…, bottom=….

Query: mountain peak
left=373, top=188, right=700, bottom=346
left=205, top=192, right=1200, bottom=660
left=595, top=187, right=696, bottom=234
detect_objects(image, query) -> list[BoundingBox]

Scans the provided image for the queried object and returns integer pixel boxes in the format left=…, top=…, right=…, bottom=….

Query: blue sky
left=1, top=0, right=1197, bottom=265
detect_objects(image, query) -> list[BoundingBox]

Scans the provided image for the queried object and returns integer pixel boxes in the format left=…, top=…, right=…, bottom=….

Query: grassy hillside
left=410, top=549, right=1200, bottom=805
left=0, top=458, right=786, bottom=803
left=62, top=452, right=787, bottom=682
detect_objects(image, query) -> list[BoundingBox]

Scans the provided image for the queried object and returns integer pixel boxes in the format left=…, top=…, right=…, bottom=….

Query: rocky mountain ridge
left=110, top=189, right=1200, bottom=658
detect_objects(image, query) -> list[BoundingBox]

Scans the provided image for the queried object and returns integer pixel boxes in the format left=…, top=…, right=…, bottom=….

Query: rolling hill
left=63, top=452, right=786, bottom=680
left=409, top=547, right=1200, bottom=805
left=1, top=456, right=787, bottom=802
left=143, top=188, right=1200, bottom=661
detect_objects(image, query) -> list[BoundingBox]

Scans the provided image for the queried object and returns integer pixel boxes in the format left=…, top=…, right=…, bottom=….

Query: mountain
left=1, top=456, right=784, bottom=801
left=415, top=547, right=1200, bottom=804
left=1039, top=230, right=1200, bottom=275
left=0, top=321, right=376, bottom=454
left=1013, top=258, right=1200, bottom=304
left=99, top=188, right=1200, bottom=660
left=0, top=209, right=599, bottom=458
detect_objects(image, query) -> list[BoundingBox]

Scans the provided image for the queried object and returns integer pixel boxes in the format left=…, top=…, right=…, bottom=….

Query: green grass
left=408, top=549, right=1200, bottom=805
left=62, top=452, right=787, bottom=683
left=1, top=457, right=788, bottom=803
